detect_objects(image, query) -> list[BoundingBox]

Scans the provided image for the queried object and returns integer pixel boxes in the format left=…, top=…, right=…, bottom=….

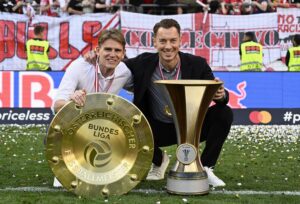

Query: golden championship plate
left=45, top=93, right=154, bottom=197
left=155, top=80, right=222, bottom=195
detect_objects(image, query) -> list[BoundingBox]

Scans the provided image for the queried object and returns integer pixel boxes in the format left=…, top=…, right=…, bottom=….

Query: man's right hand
left=70, top=89, right=86, bottom=107
left=84, top=50, right=97, bottom=65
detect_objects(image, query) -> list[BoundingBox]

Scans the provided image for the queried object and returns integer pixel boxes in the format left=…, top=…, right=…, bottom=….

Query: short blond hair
left=98, top=29, right=126, bottom=49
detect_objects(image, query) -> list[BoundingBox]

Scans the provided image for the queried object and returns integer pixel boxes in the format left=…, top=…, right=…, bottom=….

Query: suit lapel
left=135, top=54, right=159, bottom=103
left=145, top=54, right=159, bottom=78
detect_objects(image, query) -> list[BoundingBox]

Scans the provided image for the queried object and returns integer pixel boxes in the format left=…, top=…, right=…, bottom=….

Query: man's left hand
left=213, top=79, right=225, bottom=101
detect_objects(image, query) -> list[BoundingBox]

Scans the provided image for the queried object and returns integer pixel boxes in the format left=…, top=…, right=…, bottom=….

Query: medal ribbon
left=94, top=62, right=114, bottom=93
left=158, top=60, right=181, bottom=80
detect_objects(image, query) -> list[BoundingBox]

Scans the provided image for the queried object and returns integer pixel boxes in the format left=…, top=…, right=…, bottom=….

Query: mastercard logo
left=249, top=111, right=272, bottom=124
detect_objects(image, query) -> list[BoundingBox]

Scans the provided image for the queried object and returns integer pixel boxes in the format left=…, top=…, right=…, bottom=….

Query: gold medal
left=164, top=105, right=172, bottom=117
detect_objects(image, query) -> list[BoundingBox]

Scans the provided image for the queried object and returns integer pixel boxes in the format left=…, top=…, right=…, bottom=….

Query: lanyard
left=158, top=61, right=181, bottom=80
left=94, top=62, right=114, bottom=93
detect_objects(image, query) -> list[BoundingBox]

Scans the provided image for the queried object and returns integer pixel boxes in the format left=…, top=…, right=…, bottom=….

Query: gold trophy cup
left=155, top=80, right=222, bottom=195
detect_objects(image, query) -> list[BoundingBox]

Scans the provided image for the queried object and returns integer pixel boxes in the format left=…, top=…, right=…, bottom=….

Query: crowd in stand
left=0, top=0, right=299, bottom=17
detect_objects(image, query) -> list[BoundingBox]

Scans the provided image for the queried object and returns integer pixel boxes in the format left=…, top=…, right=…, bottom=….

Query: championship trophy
left=45, top=93, right=154, bottom=197
left=155, top=80, right=222, bottom=195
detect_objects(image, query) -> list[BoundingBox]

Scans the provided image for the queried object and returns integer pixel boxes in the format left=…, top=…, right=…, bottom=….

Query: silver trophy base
left=166, top=171, right=209, bottom=195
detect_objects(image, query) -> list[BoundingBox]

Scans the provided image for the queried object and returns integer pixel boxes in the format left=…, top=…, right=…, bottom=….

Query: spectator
left=290, top=0, right=300, bottom=8
left=57, top=0, right=69, bottom=16
left=0, top=0, right=15, bottom=12
left=11, top=0, right=25, bottom=14
left=240, top=0, right=254, bottom=14
left=0, top=0, right=5, bottom=12
left=26, top=25, right=51, bottom=71
left=177, top=0, right=203, bottom=14
left=252, top=0, right=271, bottom=13
left=268, top=0, right=289, bottom=12
left=40, top=0, right=60, bottom=16
left=8, top=0, right=36, bottom=20
left=107, top=0, right=128, bottom=12
left=153, top=0, right=180, bottom=15
left=131, top=0, right=154, bottom=13
left=138, top=0, right=154, bottom=14
left=221, top=0, right=242, bottom=15
left=67, top=0, right=84, bottom=15
left=23, top=0, right=36, bottom=20
left=208, top=0, right=222, bottom=13
left=94, top=0, right=111, bottom=12
left=82, top=0, right=95, bottom=13
left=128, top=0, right=157, bottom=14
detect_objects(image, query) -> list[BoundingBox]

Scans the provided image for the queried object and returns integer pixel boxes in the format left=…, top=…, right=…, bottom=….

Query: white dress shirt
left=54, top=57, right=133, bottom=103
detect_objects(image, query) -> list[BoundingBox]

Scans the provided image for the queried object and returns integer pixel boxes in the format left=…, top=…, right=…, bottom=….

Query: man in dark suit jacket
left=124, top=18, right=233, bottom=187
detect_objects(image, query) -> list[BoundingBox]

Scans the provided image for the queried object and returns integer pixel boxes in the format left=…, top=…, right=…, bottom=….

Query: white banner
left=0, top=11, right=293, bottom=71
left=278, top=8, right=300, bottom=39
left=210, top=13, right=280, bottom=70
left=0, top=12, right=120, bottom=71
left=121, top=11, right=195, bottom=57
left=277, top=8, right=300, bottom=63
left=121, top=11, right=284, bottom=71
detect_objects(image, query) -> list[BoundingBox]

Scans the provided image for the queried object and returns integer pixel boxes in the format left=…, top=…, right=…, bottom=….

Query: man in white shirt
left=52, top=29, right=132, bottom=187
left=53, top=29, right=132, bottom=113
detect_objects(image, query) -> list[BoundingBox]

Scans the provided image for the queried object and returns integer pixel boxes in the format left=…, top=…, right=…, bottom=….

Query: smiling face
left=153, top=26, right=181, bottom=70
left=96, top=39, right=125, bottom=73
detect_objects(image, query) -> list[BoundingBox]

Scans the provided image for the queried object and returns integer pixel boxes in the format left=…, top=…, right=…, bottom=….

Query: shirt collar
left=159, top=60, right=180, bottom=74
left=97, top=63, right=115, bottom=80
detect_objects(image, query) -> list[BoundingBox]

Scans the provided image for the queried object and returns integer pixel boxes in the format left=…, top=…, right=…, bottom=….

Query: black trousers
left=148, top=104, right=233, bottom=167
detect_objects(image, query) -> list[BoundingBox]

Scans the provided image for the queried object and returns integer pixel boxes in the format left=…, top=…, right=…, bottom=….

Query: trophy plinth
left=155, top=80, right=222, bottom=195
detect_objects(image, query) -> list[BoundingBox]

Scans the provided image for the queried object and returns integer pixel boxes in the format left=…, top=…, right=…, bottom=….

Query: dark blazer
left=125, top=51, right=229, bottom=117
